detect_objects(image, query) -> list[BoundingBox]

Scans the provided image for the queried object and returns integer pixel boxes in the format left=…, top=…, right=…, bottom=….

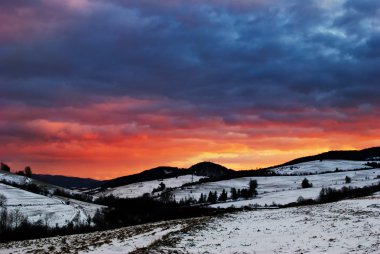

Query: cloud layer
left=1, top=0, right=380, bottom=178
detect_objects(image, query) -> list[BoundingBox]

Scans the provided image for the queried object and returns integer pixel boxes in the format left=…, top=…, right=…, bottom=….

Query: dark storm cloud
left=0, top=0, right=379, bottom=122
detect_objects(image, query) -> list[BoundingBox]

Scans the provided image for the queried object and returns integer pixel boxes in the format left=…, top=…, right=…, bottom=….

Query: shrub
left=297, top=196, right=305, bottom=203
left=301, top=178, right=312, bottom=188
left=0, top=163, right=10, bottom=172
left=345, top=176, right=351, bottom=184
left=152, top=182, right=166, bottom=193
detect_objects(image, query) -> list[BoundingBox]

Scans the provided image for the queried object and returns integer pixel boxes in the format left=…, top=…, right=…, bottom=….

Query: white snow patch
left=157, top=195, right=380, bottom=254
left=0, top=183, right=103, bottom=227
left=99, top=175, right=206, bottom=199
left=171, top=168, right=380, bottom=207
left=271, top=160, right=370, bottom=175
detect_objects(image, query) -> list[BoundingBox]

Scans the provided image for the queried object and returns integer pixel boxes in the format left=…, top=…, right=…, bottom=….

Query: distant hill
left=101, top=162, right=234, bottom=189
left=101, top=166, right=187, bottom=189
left=189, top=162, right=233, bottom=177
left=31, top=146, right=380, bottom=190
left=272, top=146, right=380, bottom=168
left=33, top=174, right=103, bottom=189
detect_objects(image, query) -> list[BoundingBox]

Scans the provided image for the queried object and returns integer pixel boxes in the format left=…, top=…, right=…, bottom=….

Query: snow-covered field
left=98, top=175, right=206, bottom=199
left=0, top=170, right=32, bottom=185
left=0, top=217, right=204, bottom=254
left=171, top=166, right=380, bottom=207
left=0, top=183, right=103, bottom=227
left=271, top=160, right=370, bottom=175
left=0, top=170, right=82, bottom=196
left=1, top=194, right=379, bottom=254
left=154, top=194, right=380, bottom=254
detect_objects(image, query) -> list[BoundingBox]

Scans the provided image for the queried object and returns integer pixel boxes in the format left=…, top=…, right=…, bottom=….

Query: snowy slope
left=0, top=217, right=198, bottom=254
left=171, top=168, right=380, bottom=207
left=0, top=170, right=33, bottom=185
left=154, top=194, right=380, bottom=254
left=0, top=183, right=103, bottom=227
left=271, top=159, right=370, bottom=175
left=98, top=174, right=206, bottom=199
left=0, top=170, right=82, bottom=197
left=2, top=194, right=379, bottom=254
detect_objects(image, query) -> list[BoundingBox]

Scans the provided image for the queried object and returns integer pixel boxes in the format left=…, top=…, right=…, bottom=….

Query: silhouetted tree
left=0, top=163, right=10, bottom=172
left=152, top=182, right=166, bottom=193
left=249, top=179, right=258, bottom=196
left=25, top=167, right=32, bottom=177
left=207, top=191, right=217, bottom=204
left=301, top=178, right=312, bottom=188
left=230, top=188, right=238, bottom=200
left=345, top=176, right=351, bottom=184
left=218, top=189, right=227, bottom=202
left=198, top=193, right=206, bottom=203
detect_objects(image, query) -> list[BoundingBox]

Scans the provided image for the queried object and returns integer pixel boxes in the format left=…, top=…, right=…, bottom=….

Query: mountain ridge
left=4, top=146, right=379, bottom=189
left=101, top=146, right=380, bottom=189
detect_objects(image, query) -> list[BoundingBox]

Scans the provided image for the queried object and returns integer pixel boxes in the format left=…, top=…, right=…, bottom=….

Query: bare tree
left=25, top=166, right=32, bottom=177
left=13, top=209, right=23, bottom=228
left=0, top=194, right=6, bottom=207
left=0, top=208, right=8, bottom=233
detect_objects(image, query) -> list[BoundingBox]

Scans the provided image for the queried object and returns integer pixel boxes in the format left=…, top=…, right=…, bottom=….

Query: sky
left=1, top=0, right=380, bottom=179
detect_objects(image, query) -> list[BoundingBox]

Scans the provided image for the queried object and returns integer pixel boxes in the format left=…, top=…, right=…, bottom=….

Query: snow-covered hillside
left=98, top=174, right=206, bottom=199
left=0, top=170, right=33, bottom=185
left=171, top=165, right=380, bottom=207
left=95, top=160, right=379, bottom=208
left=1, top=193, right=379, bottom=254
left=0, top=183, right=103, bottom=227
left=271, top=160, right=370, bottom=175
left=0, top=216, right=199, bottom=254
left=0, top=170, right=81, bottom=196
left=155, top=194, right=380, bottom=254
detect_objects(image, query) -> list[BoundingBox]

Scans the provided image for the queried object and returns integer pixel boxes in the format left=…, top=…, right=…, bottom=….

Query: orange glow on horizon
left=1, top=97, right=380, bottom=180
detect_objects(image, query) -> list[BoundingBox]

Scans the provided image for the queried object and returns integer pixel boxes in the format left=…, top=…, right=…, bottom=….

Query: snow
left=0, top=170, right=83, bottom=197
left=0, top=218, right=191, bottom=254
left=155, top=195, right=380, bottom=254
left=271, top=160, right=370, bottom=175
left=0, top=183, right=103, bottom=227
left=79, top=225, right=183, bottom=254
left=171, top=168, right=380, bottom=207
left=0, top=170, right=32, bottom=185
left=98, top=174, right=206, bottom=199
left=0, top=160, right=379, bottom=253
left=2, top=194, right=379, bottom=254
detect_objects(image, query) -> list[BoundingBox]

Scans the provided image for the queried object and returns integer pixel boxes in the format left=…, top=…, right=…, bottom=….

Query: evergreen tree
left=207, top=191, right=217, bottom=203
left=230, top=188, right=238, bottom=200
left=218, top=189, right=227, bottom=202
left=249, top=179, right=258, bottom=196
left=198, top=193, right=206, bottom=204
